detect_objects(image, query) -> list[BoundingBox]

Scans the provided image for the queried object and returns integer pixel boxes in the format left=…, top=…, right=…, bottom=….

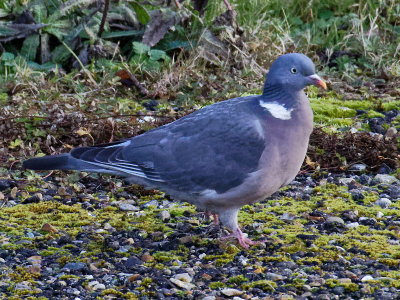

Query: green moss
left=242, top=280, right=277, bottom=291
left=382, top=101, right=400, bottom=111
left=227, top=274, right=248, bottom=285
left=39, top=247, right=71, bottom=257
left=153, top=251, right=183, bottom=262
left=141, top=277, right=153, bottom=287
left=101, top=288, right=125, bottom=297
left=204, top=250, right=239, bottom=266
left=59, top=274, right=80, bottom=280
left=209, top=281, right=226, bottom=289
left=8, top=266, right=41, bottom=282
left=307, top=95, right=399, bottom=129
left=326, top=279, right=359, bottom=292
left=365, top=110, right=385, bottom=118
left=377, top=258, right=400, bottom=267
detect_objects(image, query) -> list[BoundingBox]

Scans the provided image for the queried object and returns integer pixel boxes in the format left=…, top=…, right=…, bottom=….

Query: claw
left=221, top=228, right=260, bottom=249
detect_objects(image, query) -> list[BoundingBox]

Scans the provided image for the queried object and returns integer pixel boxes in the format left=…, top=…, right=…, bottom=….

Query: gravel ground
left=0, top=168, right=400, bottom=299
left=0, top=87, right=399, bottom=299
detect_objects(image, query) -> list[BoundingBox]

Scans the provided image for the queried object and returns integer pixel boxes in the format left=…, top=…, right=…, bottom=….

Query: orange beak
left=308, top=74, right=327, bottom=90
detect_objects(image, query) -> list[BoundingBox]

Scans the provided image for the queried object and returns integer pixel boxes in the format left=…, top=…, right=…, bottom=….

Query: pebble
left=118, top=203, right=140, bottom=211
left=266, top=272, right=284, bottom=281
left=346, top=222, right=360, bottom=229
left=63, top=262, right=87, bottom=271
left=385, top=127, right=397, bottom=138
left=326, top=216, right=345, bottom=224
left=170, top=278, right=195, bottom=290
left=41, top=223, right=59, bottom=233
left=88, top=281, right=106, bottom=290
left=280, top=212, right=296, bottom=222
left=373, top=174, right=398, bottom=184
left=276, top=261, right=297, bottom=269
left=350, top=190, right=364, bottom=201
left=338, top=178, right=355, bottom=185
left=221, top=288, right=244, bottom=296
left=141, top=253, right=155, bottom=262
left=125, top=256, right=143, bottom=267
left=342, top=210, right=358, bottom=221
left=387, top=186, right=400, bottom=199
left=361, top=275, right=374, bottom=282
left=359, top=174, right=372, bottom=185
left=14, top=281, right=32, bottom=290
left=143, top=200, right=159, bottom=208
left=202, top=297, right=216, bottom=300
left=103, top=223, right=114, bottom=230
left=375, top=198, right=391, bottom=209
left=377, top=211, right=384, bottom=218
left=26, top=232, right=35, bottom=238
left=348, top=163, right=367, bottom=172
left=338, top=278, right=352, bottom=284
left=173, top=273, right=192, bottom=283
left=159, top=210, right=171, bottom=221
left=359, top=217, right=377, bottom=226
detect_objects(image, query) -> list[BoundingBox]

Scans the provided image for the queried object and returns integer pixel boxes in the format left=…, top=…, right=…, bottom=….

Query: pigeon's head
left=265, top=53, right=327, bottom=91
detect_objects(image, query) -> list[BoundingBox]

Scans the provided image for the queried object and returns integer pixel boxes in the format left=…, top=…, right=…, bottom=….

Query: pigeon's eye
left=290, top=67, right=297, bottom=74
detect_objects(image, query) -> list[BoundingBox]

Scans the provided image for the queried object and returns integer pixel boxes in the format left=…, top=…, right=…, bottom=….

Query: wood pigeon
left=23, top=53, right=327, bottom=248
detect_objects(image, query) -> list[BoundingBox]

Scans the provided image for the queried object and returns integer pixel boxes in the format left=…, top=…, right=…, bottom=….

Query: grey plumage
left=23, top=53, right=326, bottom=248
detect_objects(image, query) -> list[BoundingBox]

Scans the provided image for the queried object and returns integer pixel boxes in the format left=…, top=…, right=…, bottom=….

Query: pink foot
left=222, top=228, right=260, bottom=249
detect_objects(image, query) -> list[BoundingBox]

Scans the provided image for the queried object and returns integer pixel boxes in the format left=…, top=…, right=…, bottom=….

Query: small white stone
left=159, top=210, right=171, bottom=221
left=173, top=273, right=192, bottom=282
left=338, top=178, right=355, bottom=185
left=346, top=222, right=360, bottom=229
left=375, top=198, right=392, bottom=209
left=361, top=275, right=374, bottom=282
left=92, top=283, right=105, bottom=290
left=58, top=281, right=67, bottom=287
left=221, top=288, right=244, bottom=296
left=118, top=203, right=140, bottom=211
left=170, top=278, right=195, bottom=290
left=377, top=211, right=384, bottom=219
left=163, top=269, right=172, bottom=275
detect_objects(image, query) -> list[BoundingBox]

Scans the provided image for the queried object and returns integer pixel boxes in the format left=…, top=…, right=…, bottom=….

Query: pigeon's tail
left=23, top=139, right=164, bottom=182
left=23, top=153, right=114, bottom=174
left=23, top=154, right=73, bottom=170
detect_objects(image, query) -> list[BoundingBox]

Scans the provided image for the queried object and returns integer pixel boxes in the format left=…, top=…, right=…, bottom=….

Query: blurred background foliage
left=0, top=0, right=398, bottom=80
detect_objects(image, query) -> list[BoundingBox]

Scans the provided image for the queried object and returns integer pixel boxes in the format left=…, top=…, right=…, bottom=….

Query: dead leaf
left=75, top=128, right=91, bottom=136
left=142, top=10, right=179, bottom=47
left=115, top=70, right=148, bottom=95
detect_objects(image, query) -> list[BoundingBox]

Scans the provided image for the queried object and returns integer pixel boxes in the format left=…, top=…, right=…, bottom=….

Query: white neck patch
left=259, top=100, right=293, bottom=120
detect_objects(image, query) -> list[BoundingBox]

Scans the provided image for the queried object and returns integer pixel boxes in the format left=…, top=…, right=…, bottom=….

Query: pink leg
left=205, top=211, right=220, bottom=225
left=221, top=228, right=260, bottom=249
left=212, top=213, right=219, bottom=225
